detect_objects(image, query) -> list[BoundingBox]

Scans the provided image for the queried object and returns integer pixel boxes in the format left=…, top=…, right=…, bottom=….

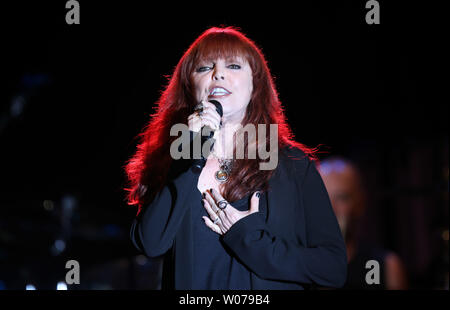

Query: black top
left=191, top=190, right=267, bottom=289
left=130, top=146, right=348, bottom=290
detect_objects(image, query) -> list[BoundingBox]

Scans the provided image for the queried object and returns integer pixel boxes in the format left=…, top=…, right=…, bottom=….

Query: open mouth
left=209, top=87, right=231, bottom=97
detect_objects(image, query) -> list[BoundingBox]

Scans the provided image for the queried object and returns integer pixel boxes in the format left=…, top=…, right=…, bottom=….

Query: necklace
left=211, top=133, right=233, bottom=182
left=215, top=157, right=233, bottom=183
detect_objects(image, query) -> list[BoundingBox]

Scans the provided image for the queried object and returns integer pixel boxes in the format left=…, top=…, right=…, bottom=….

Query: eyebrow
left=225, top=56, right=243, bottom=63
left=199, top=56, right=244, bottom=63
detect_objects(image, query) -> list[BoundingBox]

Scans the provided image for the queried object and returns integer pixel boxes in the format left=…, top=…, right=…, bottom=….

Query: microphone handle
left=191, top=125, right=216, bottom=173
left=190, top=100, right=222, bottom=174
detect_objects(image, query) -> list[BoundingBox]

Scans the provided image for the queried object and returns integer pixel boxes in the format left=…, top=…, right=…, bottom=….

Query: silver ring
left=194, top=103, right=204, bottom=115
left=213, top=217, right=220, bottom=224
left=217, top=200, right=228, bottom=210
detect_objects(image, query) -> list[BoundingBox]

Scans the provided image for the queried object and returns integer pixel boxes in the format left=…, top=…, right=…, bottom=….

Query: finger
left=204, top=191, right=231, bottom=227
left=200, top=114, right=220, bottom=130
left=249, top=191, right=261, bottom=214
left=188, top=113, right=202, bottom=121
left=208, top=188, right=224, bottom=205
left=189, top=124, right=201, bottom=133
left=203, top=191, right=218, bottom=212
left=208, top=206, right=229, bottom=230
left=203, top=197, right=228, bottom=229
left=210, top=188, right=237, bottom=215
left=203, top=111, right=221, bottom=128
left=202, top=198, right=219, bottom=219
left=222, top=207, right=242, bottom=229
left=189, top=115, right=202, bottom=132
left=200, top=103, right=221, bottom=129
left=202, top=216, right=222, bottom=235
left=219, top=211, right=232, bottom=230
left=199, top=117, right=215, bottom=131
left=200, top=117, right=218, bottom=130
left=203, top=103, right=222, bottom=121
left=208, top=189, right=233, bottom=227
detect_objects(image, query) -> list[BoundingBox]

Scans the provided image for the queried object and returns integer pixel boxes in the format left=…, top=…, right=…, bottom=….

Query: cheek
left=246, top=79, right=253, bottom=97
left=192, top=76, right=206, bottom=98
left=248, top=72, right=254, bottom=89
left=235, top=73, right=253, bottom=99
left=246, top=74, right=254, bottom=99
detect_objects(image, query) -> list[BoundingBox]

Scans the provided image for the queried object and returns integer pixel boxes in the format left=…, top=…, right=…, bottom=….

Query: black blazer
left=130, top=146, right=347, bottom=289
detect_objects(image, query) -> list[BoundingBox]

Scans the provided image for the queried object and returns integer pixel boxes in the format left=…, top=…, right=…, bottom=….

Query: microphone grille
left=208, top=100, right=223, bottom=117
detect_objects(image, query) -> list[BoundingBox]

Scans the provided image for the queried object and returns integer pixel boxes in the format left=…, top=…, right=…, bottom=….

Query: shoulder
left=280, top=144, right=314, bottom=167
left=281, top=144, right=309, bottom=159
left=278, top=144, right=315, bottom=180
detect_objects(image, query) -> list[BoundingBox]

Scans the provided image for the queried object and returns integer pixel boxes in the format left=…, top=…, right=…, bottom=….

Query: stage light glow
left=54, top=239, right=66, bottom=252
left=57, top=281, right=67, bottom=290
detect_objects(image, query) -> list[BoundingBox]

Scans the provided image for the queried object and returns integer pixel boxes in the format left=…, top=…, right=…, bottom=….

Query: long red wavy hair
left=124, top=26, right=317, bottom=215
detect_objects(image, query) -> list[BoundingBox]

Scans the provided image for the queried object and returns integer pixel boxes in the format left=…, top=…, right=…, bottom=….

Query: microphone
left=191, top=99, right=223, bottom=173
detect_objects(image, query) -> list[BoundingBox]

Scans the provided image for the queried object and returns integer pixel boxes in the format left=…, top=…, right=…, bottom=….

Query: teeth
left=210, top=87, right=230, bottom=95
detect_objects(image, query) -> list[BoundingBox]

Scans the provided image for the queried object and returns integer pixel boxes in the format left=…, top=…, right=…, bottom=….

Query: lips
left=208, top=86, right=232, bottom=98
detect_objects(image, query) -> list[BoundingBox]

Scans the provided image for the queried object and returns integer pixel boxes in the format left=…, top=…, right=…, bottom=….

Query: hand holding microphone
left=188, top=99, right=223, bottom=172
left=188, top=100, right=222, bottom=134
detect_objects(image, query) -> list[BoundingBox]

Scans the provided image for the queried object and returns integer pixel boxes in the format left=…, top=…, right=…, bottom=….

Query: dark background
left=0, top=1, right=447, bottom=289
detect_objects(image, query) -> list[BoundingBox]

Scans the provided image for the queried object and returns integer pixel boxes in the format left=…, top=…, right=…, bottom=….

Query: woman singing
left=125, top=27, right=347, bottom=289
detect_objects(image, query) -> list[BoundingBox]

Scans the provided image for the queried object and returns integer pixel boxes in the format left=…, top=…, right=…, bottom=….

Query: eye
left=196, top=66, right=212, bottom=73
left=228, top=64, right=241, bottom=69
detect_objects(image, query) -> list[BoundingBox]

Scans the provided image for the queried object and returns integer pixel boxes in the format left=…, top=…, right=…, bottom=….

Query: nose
left=212, top=67, right=225, bottom=80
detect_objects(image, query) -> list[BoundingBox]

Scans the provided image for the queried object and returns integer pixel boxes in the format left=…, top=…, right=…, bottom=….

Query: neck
left=222, top=108, right=246, bottom=125
left=212, top=122, right=242, bottom=159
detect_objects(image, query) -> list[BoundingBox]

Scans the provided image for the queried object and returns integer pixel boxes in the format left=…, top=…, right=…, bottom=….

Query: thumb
left=249, top=191, right=261, bottom=214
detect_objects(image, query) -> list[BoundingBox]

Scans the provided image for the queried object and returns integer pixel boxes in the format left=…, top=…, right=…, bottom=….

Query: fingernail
left=256, top=192, right=261, bottom=198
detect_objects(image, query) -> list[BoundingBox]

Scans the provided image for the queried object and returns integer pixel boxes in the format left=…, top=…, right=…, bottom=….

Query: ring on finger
left=213, top=216, right=220, bottom=224
left=217, top=200, right=228, bottom=210
left=194, top=103, right=203, bottom=112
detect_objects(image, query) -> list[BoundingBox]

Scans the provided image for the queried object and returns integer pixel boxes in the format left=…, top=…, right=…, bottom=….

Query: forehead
left=192, top=31, right=253, bottom=66
left=193, top=45, right=248, bottom=64
left=199, top=54, right=247, bottom=64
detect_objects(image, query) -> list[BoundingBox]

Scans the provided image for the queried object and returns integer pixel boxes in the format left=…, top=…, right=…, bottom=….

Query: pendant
left=215, top=169, right=228, bottom=182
